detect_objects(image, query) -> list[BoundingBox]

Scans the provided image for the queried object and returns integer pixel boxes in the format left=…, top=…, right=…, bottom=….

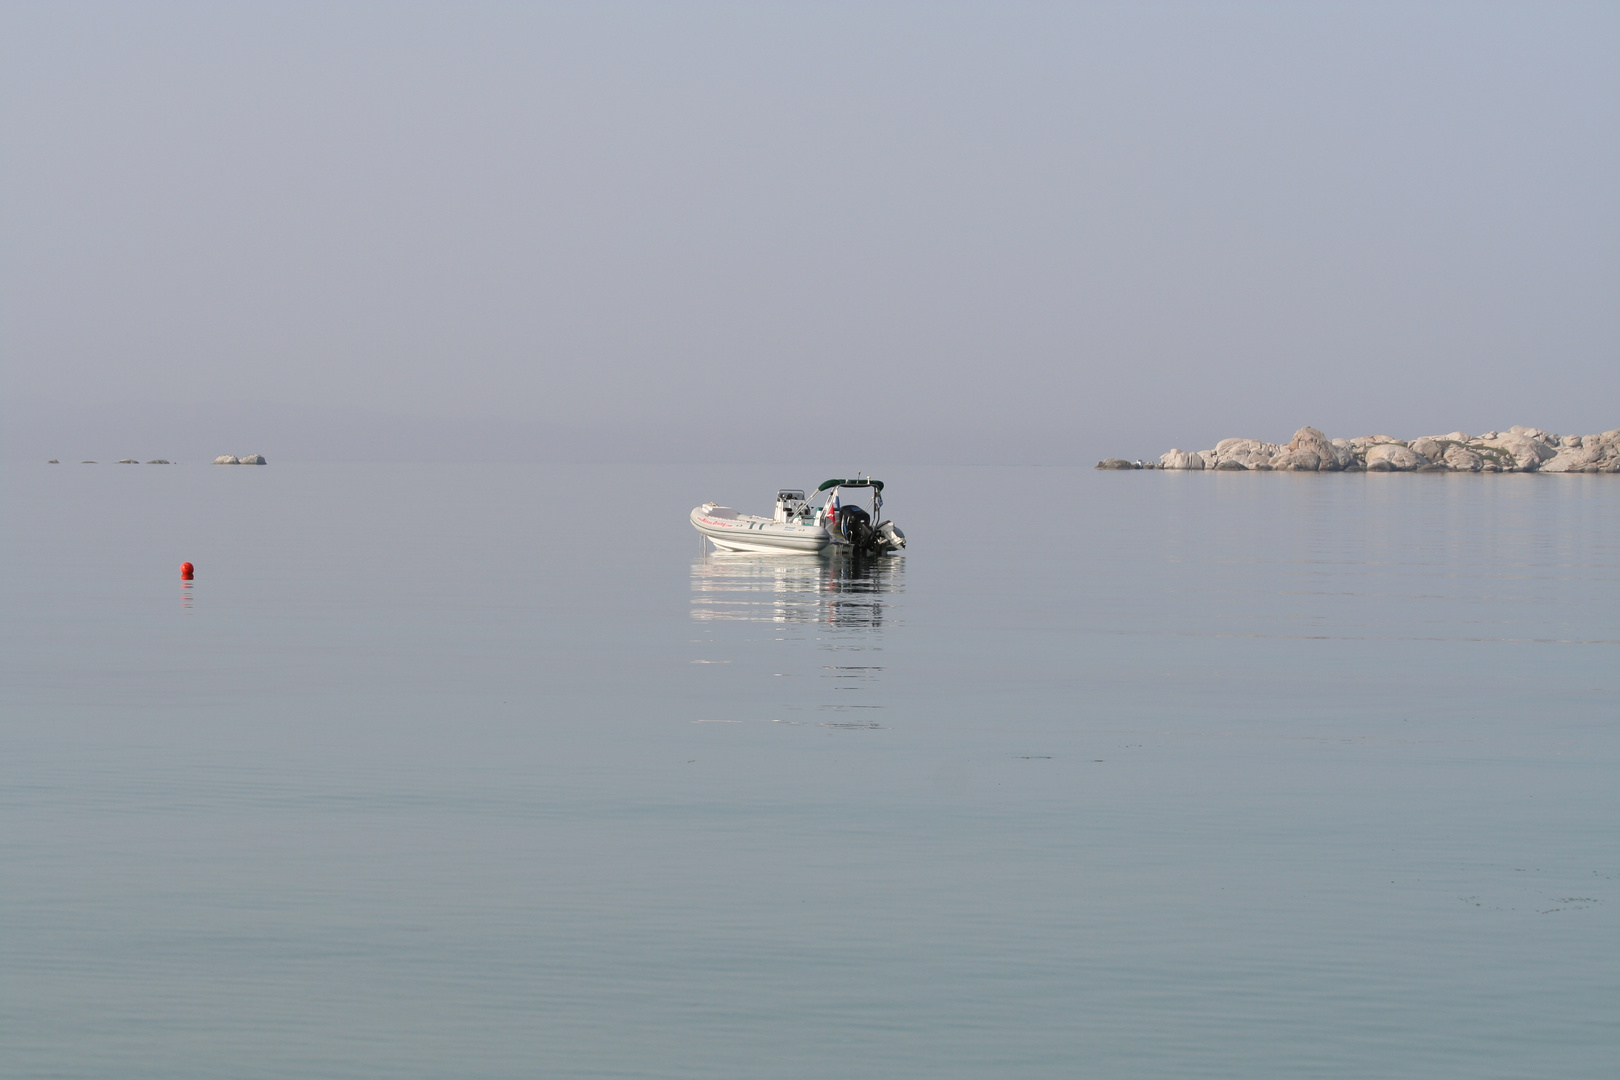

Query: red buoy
left=180, top=562, right=194, bottom=580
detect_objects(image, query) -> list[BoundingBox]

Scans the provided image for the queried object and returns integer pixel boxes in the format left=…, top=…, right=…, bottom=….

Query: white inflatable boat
left=690, top=478, right=906, bottom=555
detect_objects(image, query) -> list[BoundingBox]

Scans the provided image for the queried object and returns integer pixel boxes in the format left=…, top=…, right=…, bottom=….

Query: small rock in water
left=1095, top=458, right=1139, bottom=470
left=238, top=453, right=266, bottom=465
left=214, top=455, right=239, bottom=465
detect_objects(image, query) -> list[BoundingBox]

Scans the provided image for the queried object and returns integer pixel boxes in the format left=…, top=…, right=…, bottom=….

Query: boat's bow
left=691, top=503, right=830, bottom=553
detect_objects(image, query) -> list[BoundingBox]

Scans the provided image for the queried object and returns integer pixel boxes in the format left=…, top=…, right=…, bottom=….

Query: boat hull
left=691, top=506, right=832, bottom=553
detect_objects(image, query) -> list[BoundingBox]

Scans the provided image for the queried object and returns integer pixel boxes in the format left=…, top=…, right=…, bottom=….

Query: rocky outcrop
left=1141, top=426, right=1620, bottom=473
left=214, top=454, right=267, bottom=465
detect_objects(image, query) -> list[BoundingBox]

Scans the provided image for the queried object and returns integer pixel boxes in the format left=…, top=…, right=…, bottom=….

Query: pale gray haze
left=3, top=1, right=1616, bottom=463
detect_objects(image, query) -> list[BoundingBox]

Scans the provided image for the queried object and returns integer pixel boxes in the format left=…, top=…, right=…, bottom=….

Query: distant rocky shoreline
left=1098, top=426, right=1620, bottom=473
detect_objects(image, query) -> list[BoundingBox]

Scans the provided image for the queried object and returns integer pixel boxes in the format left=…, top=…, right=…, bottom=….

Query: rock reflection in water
left=689, top=552, right=902, bottom=630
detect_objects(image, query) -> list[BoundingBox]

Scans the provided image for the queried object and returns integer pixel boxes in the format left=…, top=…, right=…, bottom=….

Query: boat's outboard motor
left=876, top=520, right=906, bottom=552
left=836, top=504, right=875, bottom=550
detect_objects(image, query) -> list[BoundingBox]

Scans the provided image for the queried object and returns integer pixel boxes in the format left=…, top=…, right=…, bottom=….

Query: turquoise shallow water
left=2, top=463, right=1616, bottom=1078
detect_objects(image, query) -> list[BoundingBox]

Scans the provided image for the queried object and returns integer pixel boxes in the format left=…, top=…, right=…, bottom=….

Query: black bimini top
left=818, top=478, right=884, bottom=492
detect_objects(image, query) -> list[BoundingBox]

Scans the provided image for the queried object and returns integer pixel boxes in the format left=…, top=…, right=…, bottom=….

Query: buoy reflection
left=180, top=581, right=194, bottom=611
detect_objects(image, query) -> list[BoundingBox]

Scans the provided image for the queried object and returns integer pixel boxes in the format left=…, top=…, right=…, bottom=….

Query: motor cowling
left=876, top=520, right=906, bottom=551
left=836, top=505, right=875, bottom=549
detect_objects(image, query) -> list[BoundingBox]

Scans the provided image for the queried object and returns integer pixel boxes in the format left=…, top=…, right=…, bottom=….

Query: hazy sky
left=3, top=1, right=1616, bottom=461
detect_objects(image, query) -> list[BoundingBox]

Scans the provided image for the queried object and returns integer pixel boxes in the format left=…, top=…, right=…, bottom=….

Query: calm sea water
left=2, top=463, right=1616, bottom=1079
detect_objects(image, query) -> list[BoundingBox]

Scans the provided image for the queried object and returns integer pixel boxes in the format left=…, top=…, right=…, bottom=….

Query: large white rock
left=1365, top=444, right=1427, bottom=470
left=1251, top=445, right=1285, bottom=468
left=214, top=455, right=239, bottom=465
left=238, top=453, right=266, bottom=465
left=1265, top=426, right=1341, bottom=471
left=1410, top=437, right=1444, bottom=462
left=1205, top=439, right=1257, bottom=466
left=1281, top=426, right=1340, bottom=471
left=1479, top=434, right=1554, bottom=471
left=1595, top=432, right=1620, bottom=467
left=1160, top=449, right=1206, bottom=470
left=1443, top=445, right=1483, bottom=471
left=1540, top=447, right=1594, bottom=473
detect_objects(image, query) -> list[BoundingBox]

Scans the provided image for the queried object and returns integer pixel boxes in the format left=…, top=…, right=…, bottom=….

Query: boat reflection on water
left=690, top=552, right=903, bottom=630
left=690, top=552, right=902, bottom=728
